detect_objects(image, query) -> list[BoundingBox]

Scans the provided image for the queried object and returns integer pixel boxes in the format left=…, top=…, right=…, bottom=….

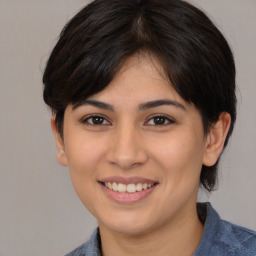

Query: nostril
left=106, top=149, right=148, bottom=169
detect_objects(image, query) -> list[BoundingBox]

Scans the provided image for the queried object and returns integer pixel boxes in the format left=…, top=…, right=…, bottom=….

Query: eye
left=145, top=115, right=175, bottom=126
left=82, top=115, right=111, bottom=125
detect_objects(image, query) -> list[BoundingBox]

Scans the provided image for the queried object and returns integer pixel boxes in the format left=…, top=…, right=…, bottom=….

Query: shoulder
left=65, top=242, right=86, bottom=256
left=218, top=219, right=256, bottom=254
left=64, top=229, right=101, bottom=256
left=195, top=203, right=256, bottom=256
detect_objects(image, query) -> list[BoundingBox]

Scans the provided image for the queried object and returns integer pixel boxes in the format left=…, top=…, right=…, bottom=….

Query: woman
left=43, top=0, right=256, bottom=255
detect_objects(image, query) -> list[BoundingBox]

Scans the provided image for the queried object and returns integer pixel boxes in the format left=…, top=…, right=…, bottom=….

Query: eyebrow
left=138, top=99, right=186, bottom=111
left=73, top=100, right=114, bottom=111
left=73, top=99, right=186, bottom=112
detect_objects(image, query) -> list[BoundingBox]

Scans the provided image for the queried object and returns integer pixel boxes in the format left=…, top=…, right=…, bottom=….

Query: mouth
left=100, top=182, right=158, bottom=193
left=98, top=177, right=159, bottom=203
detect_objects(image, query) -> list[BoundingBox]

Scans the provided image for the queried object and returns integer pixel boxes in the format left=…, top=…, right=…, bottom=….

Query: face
left=54, top=54, right=214, bottom=236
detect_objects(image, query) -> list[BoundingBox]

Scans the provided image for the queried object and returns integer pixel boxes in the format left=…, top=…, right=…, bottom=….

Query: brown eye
left=153, top=116, right=166, bottom=125
left=83, top=115, right=110, bottom=125
left=146, top=115, right=174, bottom=126
left=91, top=116, right=104, bottom=124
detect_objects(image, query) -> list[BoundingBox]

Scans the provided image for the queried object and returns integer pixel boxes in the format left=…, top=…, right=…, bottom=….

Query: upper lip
left=98, top=176, right=159, bottom=185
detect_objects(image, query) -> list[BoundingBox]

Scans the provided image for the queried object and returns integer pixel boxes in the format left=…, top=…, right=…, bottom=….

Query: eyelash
left=81, top=115, right=111, bottom=126
left=145, top=115, right=175, bottom=126
left=80, top=114, right=175, bottom=127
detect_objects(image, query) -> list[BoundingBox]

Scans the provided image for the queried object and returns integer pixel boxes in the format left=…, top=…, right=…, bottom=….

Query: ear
left=51, top=117, right=68, bottom=166
left=203, top=112, right=231, bottom=167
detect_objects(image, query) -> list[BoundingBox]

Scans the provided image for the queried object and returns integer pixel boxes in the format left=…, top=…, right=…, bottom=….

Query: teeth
left=107, top=182, right=112, bottom=189
left=136, top=183, right=142, bottom=191
left=127, top=184, right=136, bottom=193
left=104, top=182, right=155, bottom=193
left=142, top=183, right=148, bottom=190
left=117, top=183, right=126, bottom=193
left=112, top=182, right=118, bottom=191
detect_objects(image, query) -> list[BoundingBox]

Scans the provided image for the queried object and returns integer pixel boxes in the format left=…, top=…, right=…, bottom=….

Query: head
left=43, top=0, right=236, bottom=192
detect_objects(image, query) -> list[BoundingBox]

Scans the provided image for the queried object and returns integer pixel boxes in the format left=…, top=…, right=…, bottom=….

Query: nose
left=106, top=124, right=148, bottom=170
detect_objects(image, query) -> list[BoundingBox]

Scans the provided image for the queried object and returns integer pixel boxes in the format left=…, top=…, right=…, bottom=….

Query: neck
left=99, top=203, right=204, bottom=256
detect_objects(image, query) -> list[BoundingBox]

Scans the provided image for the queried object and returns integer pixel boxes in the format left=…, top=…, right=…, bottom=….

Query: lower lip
left=99, top=183, right=157, bottom=204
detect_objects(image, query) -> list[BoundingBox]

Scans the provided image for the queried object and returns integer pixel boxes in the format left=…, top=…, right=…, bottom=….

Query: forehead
left=87, top=54, right=185, bottom=105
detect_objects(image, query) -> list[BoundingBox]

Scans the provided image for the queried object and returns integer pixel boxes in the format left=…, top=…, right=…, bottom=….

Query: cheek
left=148, top=131, right=205, bottom=180
left=64, top=136, right=106, bottom=194
left=65, top=133, right=105, bottom=170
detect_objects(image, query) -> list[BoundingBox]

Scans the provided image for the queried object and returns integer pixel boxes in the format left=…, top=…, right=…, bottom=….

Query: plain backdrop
left=0, top=1, right=255, bottom=255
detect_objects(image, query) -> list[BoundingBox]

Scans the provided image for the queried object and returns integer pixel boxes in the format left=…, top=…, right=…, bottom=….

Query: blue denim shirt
left=65, top=203, right=256, bottom=256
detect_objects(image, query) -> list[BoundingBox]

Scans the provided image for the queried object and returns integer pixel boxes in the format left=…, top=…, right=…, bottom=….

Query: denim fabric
left=65, top=229, right=101, bottom=256
left=65, top=203, right=256, bottom=256
left=193, top=203, right=256, bottom=256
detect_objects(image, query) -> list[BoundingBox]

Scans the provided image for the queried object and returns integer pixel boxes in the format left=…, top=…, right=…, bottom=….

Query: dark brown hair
left=43, top=0, right=236, bottom=192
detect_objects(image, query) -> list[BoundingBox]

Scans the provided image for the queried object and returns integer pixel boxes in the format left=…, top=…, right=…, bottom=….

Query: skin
left=52, top=54, right=231, bottom=256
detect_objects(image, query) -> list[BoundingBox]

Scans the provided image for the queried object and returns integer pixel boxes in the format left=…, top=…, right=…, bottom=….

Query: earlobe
left=203, top=112, right=231, bottom=167
left=51, top=118, right=68, bottom=166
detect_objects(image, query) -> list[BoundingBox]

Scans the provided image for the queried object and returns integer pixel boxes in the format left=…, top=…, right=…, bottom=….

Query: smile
left=103, top=182, right=156, bottom=193
left=99, top=177, right=159, bottom=203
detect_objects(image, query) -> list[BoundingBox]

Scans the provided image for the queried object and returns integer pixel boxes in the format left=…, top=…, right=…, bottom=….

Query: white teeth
left=142, top=183, right=148, bottom=190
left=103, top=182, right=155, bottom=193
left=112, top=182, right=118, bottom=191
left=117, top=183, right=126, bottom=193
left=127, top=184, right=136, bottom=193
left=107, top=182, right=112, bottom=189
left=136, top=183, right=142, bottom=191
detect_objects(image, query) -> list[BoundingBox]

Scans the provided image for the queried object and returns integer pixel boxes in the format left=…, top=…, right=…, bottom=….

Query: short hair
left=43, top=0, right=236, bottom=192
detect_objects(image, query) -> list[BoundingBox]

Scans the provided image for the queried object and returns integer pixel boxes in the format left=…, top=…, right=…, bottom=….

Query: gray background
left=0, top=0, right=255, bottom=255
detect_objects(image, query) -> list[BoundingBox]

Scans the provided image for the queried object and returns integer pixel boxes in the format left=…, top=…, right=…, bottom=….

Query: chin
left=107, top=224, right=150, bottom=236
left=98, top=213, right=157, bottom=236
